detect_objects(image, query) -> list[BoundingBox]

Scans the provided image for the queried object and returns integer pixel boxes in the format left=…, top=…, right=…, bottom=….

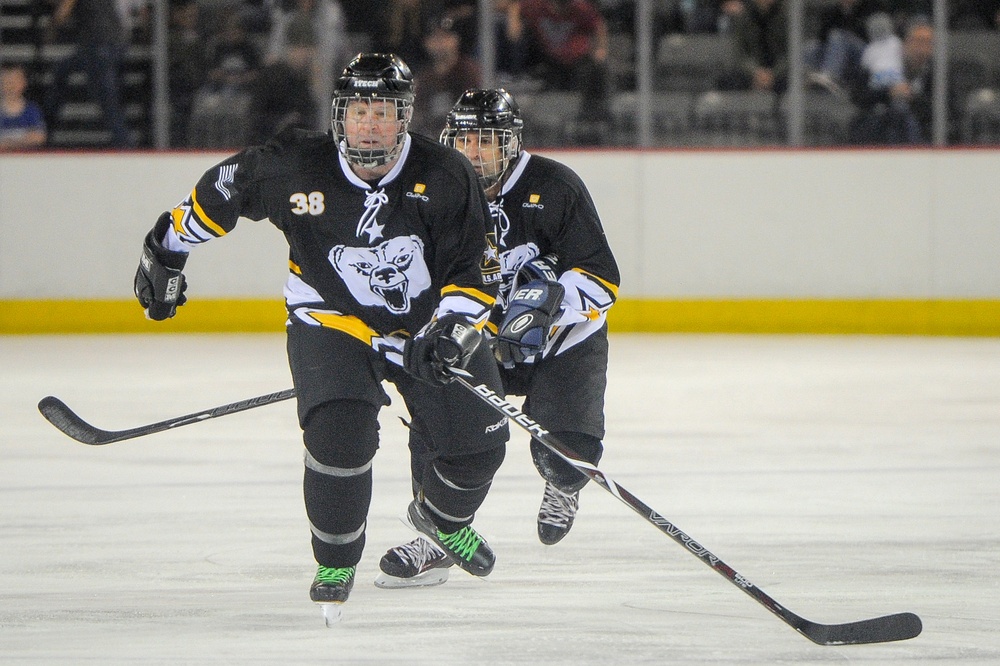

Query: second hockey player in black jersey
left=133, top=54, right=510, bottom=621
left=376, top=88, right=620, bottom=588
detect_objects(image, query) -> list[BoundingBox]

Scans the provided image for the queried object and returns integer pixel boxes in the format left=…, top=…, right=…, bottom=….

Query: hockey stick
left=447, top=367, right=922, bottom=646
left=37, top=389, right=297, bottom=445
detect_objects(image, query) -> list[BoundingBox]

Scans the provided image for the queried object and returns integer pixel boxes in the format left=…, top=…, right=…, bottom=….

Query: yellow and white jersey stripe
left=534, top=267, right=618, bottom=359
left=166, top=189, right=229, bottom=249
left=436, top=284, right=496, bottom=331
left=554, top=268, right=618, bottom=327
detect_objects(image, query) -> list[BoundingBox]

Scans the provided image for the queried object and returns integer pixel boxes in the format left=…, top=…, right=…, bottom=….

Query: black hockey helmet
left=331, top=53, right=415, bottom=168
left=443, top=88, right=523, bottom=133
left=440, top=89, right=524, bottom=190
left=333, top=52, right=415, bottom=101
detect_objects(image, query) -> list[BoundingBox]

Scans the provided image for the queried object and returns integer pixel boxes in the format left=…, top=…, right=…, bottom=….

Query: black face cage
left=331, top=95, right=413, bottom=169
left=440, top=126, right=520, bottom=190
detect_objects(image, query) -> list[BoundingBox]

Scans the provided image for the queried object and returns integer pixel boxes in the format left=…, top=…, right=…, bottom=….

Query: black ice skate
left=374, top=537, right=453, bottom=588
left=537, top=481, right=579, bottom=545
left=310, top=565, right=355, bottom=626
left=405, top=500, right=495, bottom=576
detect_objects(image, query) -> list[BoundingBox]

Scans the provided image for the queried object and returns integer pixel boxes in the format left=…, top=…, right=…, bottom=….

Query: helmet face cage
left=332, top=95, right=413, bottom=169
left=440, top=89, right=523, bottom=190
left=331, top=53, right=414, bottom=169
left=440, top=126, right=519, bottom=191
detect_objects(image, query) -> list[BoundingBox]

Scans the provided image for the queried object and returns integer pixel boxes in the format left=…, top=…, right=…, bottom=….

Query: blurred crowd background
left=1, top=0, right=999, bottom=151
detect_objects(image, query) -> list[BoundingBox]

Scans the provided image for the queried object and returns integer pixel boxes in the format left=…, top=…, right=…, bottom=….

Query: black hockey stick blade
left=795, top=612, right=922, bottom=646
left=38, top=389, right=297, bottom=445
left=446, top=368, right=922, bottom=646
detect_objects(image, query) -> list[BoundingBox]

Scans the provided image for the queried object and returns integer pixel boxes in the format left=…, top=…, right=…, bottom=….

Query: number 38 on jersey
left=290, top=192, right=326, bottom=216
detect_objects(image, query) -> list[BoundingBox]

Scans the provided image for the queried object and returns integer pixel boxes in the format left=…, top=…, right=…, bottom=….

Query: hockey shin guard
left=419, top=445, right=505, bottom=533
left=531, top=432, right=603, bottom=494
left=302, top=400, right=379, bottom=566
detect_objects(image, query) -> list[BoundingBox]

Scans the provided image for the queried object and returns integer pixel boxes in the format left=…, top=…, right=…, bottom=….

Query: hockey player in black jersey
left=132, top=54, right=510, bottom=621
left=376, top=88, right=620, bottom=588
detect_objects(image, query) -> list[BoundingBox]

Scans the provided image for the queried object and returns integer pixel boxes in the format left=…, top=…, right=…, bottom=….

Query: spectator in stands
left=718, top=0, right=787, bottom=92
left=437, top=1, right=479, bottom=57
left=715, top=0, right=747, bottom=33
left=248, top=15, right=317, bottom=143
left=804, top=0, right=885, bottom=97
left=951, top=0, right=1000, bottom=30
left=0, top=63, right=47, bottom=150
left=44, top=0, right=135, bottom=148
left=184, top=8, right=262, bottom=148
left=202, top=10, right=262, bottom=95
left=377, top=0, right=501, bottom=70
left=410, top=15, right=482, bottom=138
left=519, top=0, right=611, bottom=139
left=859, top=12, right=903, bottom=91
left=237, top=0, right=273, bottom=35
left=168, top=0, right=208, bottom=147
left=656, top=0, right=747, bottom=34
left=849, top=17, right=934, bottom=144
left=340, top=0, right=386, bottom=39
left=383, top=0, right=437, bottom=71
left=881, top=0, right=930, bottom=28
left=267, top=0, right=349, bottom=130
left=494, top=0, right=529, bottom=78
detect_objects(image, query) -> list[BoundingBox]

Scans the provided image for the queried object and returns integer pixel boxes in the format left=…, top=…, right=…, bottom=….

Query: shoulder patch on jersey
left=405, top=182, right=429, bottom=201
left=523, top=193, right=544, bottom=209
left=482, top=232, right=502, bottom=284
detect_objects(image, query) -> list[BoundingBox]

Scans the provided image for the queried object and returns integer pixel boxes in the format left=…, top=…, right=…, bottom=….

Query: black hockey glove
left=134, top=212, right=189, bottom=321
left=494, top=279, right=565, bottom=368
left=510, top=253, right=559, bottom=294
left=403, top=313, right=483, bottom=386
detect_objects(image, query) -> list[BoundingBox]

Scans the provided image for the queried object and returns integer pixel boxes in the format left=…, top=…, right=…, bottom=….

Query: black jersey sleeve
left=551, top=166, right=620, bottom=290
left=545, top=162, right=620, bottom=325
left=430, top=154, right=499, bottom=329
left=165, top=140, right=280, bottom=247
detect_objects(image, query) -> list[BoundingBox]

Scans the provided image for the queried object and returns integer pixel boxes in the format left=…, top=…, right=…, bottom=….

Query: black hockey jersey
left=487, top=151, right=620, bottom=358
left=163, top=130, right=500, bottom=357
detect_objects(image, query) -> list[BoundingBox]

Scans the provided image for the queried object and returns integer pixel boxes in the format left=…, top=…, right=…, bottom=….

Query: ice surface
left=2, top=333, right=999, bottom=664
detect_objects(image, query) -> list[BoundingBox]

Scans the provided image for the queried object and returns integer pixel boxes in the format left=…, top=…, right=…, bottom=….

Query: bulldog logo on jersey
left=329, top=236, right=432, bottom=313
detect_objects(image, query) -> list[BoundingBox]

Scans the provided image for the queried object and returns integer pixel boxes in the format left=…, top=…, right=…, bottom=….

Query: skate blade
left=374, top=568, right=450, bottom=589
left=318, top=602, right=344, bottom=627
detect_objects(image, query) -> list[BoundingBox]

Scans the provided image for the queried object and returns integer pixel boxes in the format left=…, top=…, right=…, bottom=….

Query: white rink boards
left=2, top=333, right=999, bottom=664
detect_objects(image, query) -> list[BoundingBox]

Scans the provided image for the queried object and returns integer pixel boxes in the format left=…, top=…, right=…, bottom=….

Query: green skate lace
left=437, top=526, right=483, bottom=562
left=314, top=565, right=355, bottom=585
